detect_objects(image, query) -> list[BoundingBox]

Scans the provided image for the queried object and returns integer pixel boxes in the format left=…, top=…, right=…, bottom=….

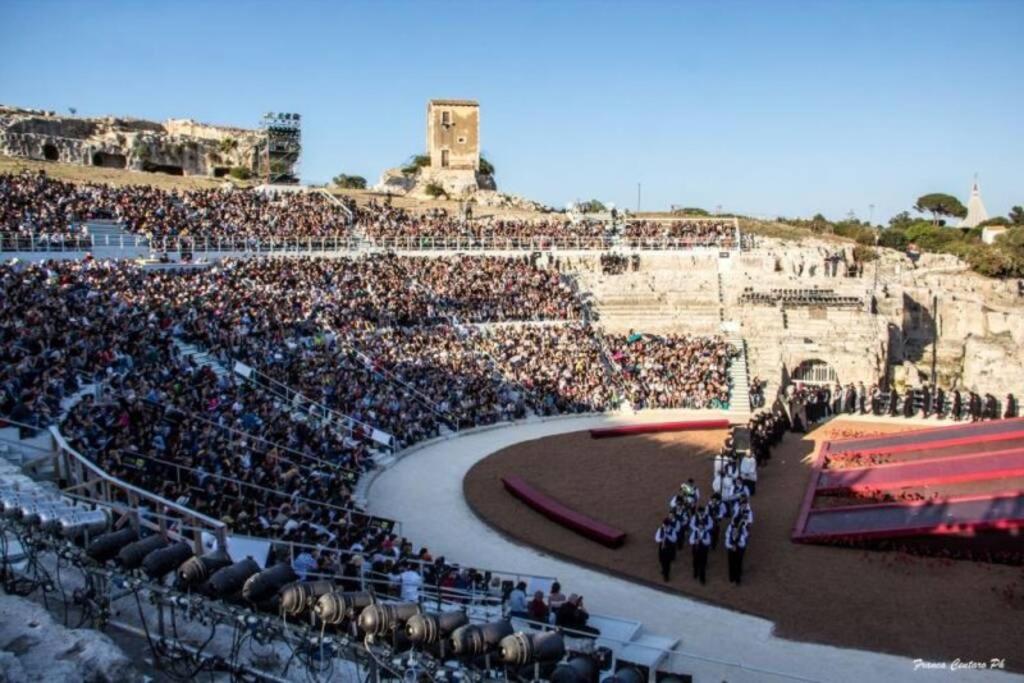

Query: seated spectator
left=555, top=594, right=600, bottom=637
left=548, top=581, right=567, bottom=611
left=528, top=590, right=550, bottom=623
left=508, top=580, right=529, bottom=618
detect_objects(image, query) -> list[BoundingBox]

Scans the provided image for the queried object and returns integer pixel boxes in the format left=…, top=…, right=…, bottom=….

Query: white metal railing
left=49, top=426, right=228, bottom=552
left=1, top=232, right=746, bottom=254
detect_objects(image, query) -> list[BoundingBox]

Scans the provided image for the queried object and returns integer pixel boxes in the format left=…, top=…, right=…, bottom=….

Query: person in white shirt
left=397, top=563, right=423, bottom=602
left=732, top=494, right=754, bottom=526
left=655, top=518, right=678, bottom=581
left=739, top=451, right=758, bottom=496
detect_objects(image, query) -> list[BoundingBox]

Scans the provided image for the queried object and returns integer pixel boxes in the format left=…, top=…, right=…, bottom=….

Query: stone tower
left=426, top=100, right=479, bottom=171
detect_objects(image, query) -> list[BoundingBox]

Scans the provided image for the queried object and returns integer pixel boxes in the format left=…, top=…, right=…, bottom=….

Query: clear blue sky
left=1, top=1, right=1021, bottom=222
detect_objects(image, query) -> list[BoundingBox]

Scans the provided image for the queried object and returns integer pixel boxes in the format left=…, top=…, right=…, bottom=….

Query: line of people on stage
left=653, top=411, right=786, bottom=587
left=785, top=381, right=1019, bottom=432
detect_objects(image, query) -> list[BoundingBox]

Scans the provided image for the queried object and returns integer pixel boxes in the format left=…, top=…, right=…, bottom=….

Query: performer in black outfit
left=725, top=517, right=749, bottom=585
left=903, top=387, right=915, bottom=418
left=689, top=508, right=712, bottom=585
left=951, top=389, right=962, bottom=421
left=655, top=518, right=677, bottom=581
left=969, top=391, right=982, bottom=422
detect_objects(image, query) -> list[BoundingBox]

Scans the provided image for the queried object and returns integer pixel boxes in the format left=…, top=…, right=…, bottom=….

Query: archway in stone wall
left=92, top=151, right=127, bottom=169
left=142, top=161, right=184, bottom=176
left=792, top=358, right=838, bottom=385
left=42, top=144, right=59, bottom=161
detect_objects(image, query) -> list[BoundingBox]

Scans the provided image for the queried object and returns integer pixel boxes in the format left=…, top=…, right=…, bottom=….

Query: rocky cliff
left=0, top=105, right=264, bottom=178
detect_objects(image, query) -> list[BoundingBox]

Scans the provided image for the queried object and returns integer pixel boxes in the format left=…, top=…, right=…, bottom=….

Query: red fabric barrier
left=589, top=419, right=730, bottom=439
left=501, top=475, right=626, bottom=548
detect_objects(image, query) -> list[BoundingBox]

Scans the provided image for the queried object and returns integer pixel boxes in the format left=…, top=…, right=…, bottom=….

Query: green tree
left=1009, top=206, right=1024, bottom=227
left=978, top=216, right=1010, bottom=227
left=424, top=182, right=447, bottom=199
left=402, top=154, right=431, bottom=175
left=479, top=156, right=495, bottom=176
left=578, top=199, right=606, bottom=213
left=228, top=166, right=252, bottom=180
left=878, top=229, right=909, bottom=250
left=332, top=174, right=367, bottom=189
left=809, top=213, right=830, bottom=233
left=914, top=193, right=968, bottom=226
left=219, top=137, right=238, bottom=154
left=994, top=228, right=1024, bottom=275
left=852, top=245, right=878, bottom=262
left=889, top=211, right=914, bottom=230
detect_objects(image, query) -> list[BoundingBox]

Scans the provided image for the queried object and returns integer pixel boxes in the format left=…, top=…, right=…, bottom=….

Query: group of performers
left=653, top=411, right=787, bottom=587
left=655, top=478, right=754, bottom=586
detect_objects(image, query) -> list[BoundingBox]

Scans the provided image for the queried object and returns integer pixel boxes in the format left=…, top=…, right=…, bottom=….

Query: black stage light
left=406, top=611, right=468, bottom=645
left=551, top=654, right=601, bottom=683
left=499, top=631, right=566, bottom=666
left=314, top=591, right=374, bottom=626
left=279, top=580, right=335, bottom=617
left=176, top=549, right=233, bottom=589
left=607, top=666, right=645, bottom=683
left=202, top=558, right=260, bottom=599
left=117, top=534, right=169, bottom=570
left=449, top=621, right=514, bottom=657
left=357, top=602, right=421, bottom=637
left=86, top=527, right=140, bottom=563
left=242, top=563, right=298, bottom=604
left=142, top=542, right=193, bottom=579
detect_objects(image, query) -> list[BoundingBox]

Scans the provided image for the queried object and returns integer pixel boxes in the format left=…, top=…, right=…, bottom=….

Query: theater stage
left=462, top=419, right=1023, bottom=671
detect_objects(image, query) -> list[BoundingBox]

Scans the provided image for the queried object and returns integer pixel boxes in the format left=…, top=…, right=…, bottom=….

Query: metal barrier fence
left=49, top=426, right=228, bottom=553
left=2, top=232, right=744, bottom=254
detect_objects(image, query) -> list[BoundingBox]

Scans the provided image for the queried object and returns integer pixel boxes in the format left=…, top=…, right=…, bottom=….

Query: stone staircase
left=721, top=322, right=752, bottom=424
left=172, top=338, right=232, bottom=379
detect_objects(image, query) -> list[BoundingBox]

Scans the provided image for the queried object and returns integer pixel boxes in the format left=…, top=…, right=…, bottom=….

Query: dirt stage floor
left=463, top=419, right=1024, bottom=669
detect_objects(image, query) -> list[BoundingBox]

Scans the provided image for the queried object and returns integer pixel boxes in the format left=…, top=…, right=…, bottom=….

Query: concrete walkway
left=367, top=412, right=1021, bottom=683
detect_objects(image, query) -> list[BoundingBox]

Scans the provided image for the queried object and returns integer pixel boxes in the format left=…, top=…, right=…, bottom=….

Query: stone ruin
left=570, top=237, right=1024, bottom=398
left=0, top=104, right=266, bottom=178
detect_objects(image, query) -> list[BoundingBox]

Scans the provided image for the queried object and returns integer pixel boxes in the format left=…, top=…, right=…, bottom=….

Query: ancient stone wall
left=579, top=239, right=1021, bottom=397
left=0, top=105, right=264, bottom=177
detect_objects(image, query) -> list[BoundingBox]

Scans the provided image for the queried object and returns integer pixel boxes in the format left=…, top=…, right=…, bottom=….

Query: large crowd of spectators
left=608, top=333, right=735, bottom=409
left=622, top=220, right=737, bottom=248
left=1, top=170, right=353, bottom=241
left=1, top=257, right=738, bottom=548
left=1, top=172, right=741, bottom=250
left=356, top=200, right=612, bottom=247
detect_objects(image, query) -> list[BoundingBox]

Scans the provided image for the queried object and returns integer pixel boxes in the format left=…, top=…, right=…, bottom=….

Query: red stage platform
left=817, top=448, right=1024, bottom=493
left=589, top=419, right=729, bottom=439
left=793, top=419, right=1024, bottom=562
left=823, top=418, right=1024, bottom=459
left=502, top=475, right=627, bottom=548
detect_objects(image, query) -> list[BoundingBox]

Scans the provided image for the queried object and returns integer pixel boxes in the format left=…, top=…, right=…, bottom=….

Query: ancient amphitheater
left=1, top=154, right=1021, bottom=683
